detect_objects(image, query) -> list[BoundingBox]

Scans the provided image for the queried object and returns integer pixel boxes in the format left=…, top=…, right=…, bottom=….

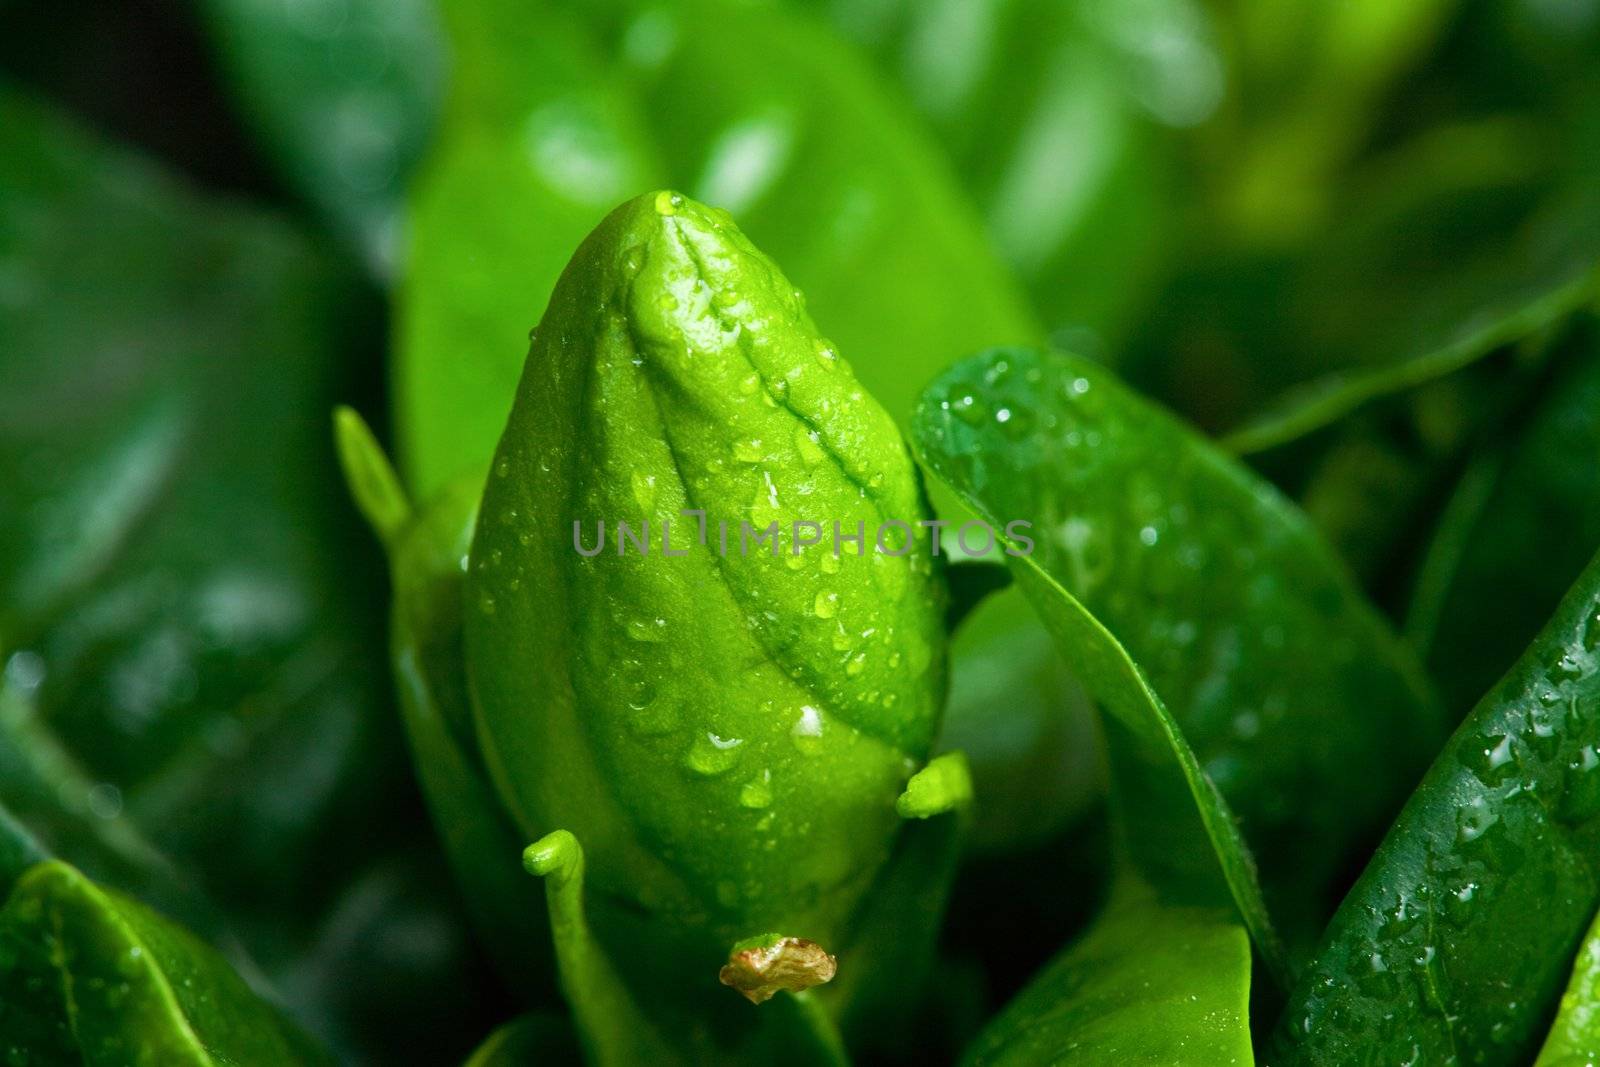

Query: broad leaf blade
left=792, top=0, right=1217, bottom=349
left=914, top=347, right=1442, bottom=932
left=913, top=348, right=1285, bottom=976
left=1270, top=547, right=1600, bottom=1065
left=961, top=878, right=1252, bottom=1067
left=0, top=87, right=488, bottom=1060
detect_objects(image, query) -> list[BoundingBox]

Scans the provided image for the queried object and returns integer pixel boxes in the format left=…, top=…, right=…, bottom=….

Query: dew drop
left=813, top=591, right=839, bottom=619
left=791, top=706, right=824, bottom=754
left=739, top=770, right=773, bottom=809
left=631, top=471, right=658, bottom=512
left=627, top=617, right=668, bottom=643
left=685, top=732, right=745, bottom=776
left=795, top=429, right=825, bottom=467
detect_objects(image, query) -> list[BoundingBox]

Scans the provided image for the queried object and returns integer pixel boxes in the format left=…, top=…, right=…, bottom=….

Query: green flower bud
left=464, top=191, right=947, bottom=969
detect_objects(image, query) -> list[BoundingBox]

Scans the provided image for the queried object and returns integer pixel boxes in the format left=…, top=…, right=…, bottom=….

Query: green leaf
left=1535, top=905, right=1600, bottom=1066
left=193, top=0, right=446, bottom=273
left=396, top=0, right=662, bottom=498
left=1407, top=321, right=1600, bottom=714
left=914, top=347, right=1441, bottom=942
left=1133, top=116, right=1592, bottom=438
left=0, top=87, right=398, bottom=916
left=0, top=860, right=331, bottom=1065
left=961, top=876, right=1252, bottom=1066
left=0, top=87, right=483, bottom=1059
left=1269, top=546, right=1600, bottom=1065
left=0, top=683, right=225, bottom=948
left=1216, top=265, right=1593, bottom=457
left=791, top=0, right=1216, bottom=348
left=912, top=347, right=1286, bottom=979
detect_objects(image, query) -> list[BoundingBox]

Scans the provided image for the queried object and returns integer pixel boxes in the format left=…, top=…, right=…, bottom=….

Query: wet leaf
left=0, top=87, right=487, bottom=1060
left=914, top=348, right=1288, bottom=976
left=914, top=347, right=1442, bottom=938
left=0, top=860, right=331, bottom=1065
left=1270, top=547, right=1600, bottom=1065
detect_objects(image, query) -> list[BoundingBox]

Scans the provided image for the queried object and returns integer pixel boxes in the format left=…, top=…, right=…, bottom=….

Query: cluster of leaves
left=0, top=0, right=1598, bottom=1063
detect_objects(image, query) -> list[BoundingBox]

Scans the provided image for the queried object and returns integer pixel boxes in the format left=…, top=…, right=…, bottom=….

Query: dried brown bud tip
left=718, top=936, right=838, bottom=1005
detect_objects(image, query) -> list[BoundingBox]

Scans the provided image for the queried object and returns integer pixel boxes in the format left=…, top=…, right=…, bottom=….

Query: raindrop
left=685, top=732, right=745, bottom=776
left=791, top=705, right=824, bottom=754
left=739, top=771, right=773, bottom=809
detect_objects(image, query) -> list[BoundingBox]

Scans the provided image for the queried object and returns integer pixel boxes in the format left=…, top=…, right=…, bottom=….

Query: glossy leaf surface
left=0, top=87, right=399, bottom=919
left=913, top=348, right=1284, bottom=975
left=1270, top=548, right=1600, bottom=1065
left=1535, top=905, right=1600, bottom=1066
left=915, top=347, right=1441, bottom=929
left=961, top=878, right=1251, bottom=1067
left=0, top=87, right=492, bottom=1062
left=0, top=860, right=330, bottom=1065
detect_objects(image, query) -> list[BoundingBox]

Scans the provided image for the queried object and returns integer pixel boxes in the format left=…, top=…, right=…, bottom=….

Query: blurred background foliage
left=0, top=0, right=1596, bottom=1062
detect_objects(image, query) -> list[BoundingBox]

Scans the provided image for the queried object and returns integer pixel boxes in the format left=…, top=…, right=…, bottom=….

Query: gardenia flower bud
left=464, top=190, right=947, bottom=974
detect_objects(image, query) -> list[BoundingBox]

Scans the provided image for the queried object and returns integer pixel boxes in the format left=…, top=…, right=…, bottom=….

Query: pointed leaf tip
left=332, top=405, right=410, bottom=548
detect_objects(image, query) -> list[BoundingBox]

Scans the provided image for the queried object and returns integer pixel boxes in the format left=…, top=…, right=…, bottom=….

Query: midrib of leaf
left=43, top=869, right=217, bottom=1066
